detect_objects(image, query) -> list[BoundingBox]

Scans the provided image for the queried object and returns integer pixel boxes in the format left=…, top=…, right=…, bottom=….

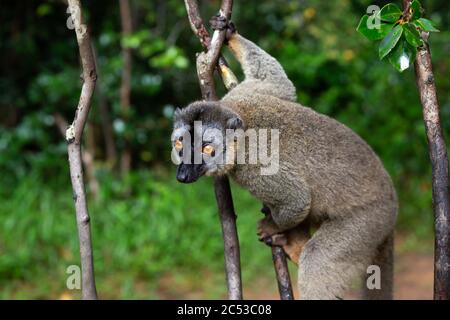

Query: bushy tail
left=363, top=233, right=394, bottom=300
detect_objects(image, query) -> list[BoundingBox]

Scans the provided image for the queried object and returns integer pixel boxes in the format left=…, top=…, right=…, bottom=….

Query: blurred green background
left=0, top=0, right=449, bottom=299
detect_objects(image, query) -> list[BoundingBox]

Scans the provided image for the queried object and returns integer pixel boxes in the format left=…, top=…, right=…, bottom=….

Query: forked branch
left=184, top=0, right=242, bottom=300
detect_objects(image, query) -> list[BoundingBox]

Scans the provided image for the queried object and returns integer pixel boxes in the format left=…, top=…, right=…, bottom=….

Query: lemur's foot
left=257, top=214, right=287, bottom=247
left=209, top=15, right=236, bottom=41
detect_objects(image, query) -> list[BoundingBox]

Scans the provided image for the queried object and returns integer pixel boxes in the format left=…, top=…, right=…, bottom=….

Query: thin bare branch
left=271, top=247, right=294, bottom=300
left=55, top=112, right=99, bottom=199
left=66, top=0, right=98, bottom=300
left=403, top=0, right=450, bottom=300
left=415, top=46, right=450, bottom=300
left=262, top=206, right=294, bottom=300
left=184, top=0, right=242, bottom=300
left=184, top=0, right=238, bottom=92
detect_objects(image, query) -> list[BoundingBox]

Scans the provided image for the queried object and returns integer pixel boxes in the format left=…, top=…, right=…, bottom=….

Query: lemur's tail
left=363, top=232, right=394, bottom=300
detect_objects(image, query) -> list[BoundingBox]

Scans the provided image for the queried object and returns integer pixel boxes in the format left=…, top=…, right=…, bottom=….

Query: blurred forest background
left=0, top=0, right=449, bottom=299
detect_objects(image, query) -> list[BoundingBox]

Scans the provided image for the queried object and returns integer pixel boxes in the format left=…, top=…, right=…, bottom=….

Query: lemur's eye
left=202, top=145, right=215, bottom=156
left=175, top=139, right=183, bottom=152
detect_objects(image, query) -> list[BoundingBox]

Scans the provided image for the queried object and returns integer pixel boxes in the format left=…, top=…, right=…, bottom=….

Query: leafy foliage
left=357, top=0, right=439, bottom=72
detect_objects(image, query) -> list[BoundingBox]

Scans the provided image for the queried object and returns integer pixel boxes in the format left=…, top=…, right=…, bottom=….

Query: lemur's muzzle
left=176, top=163, right=206, bottom=183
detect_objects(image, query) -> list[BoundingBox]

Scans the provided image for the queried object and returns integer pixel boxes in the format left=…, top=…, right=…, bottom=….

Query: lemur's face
left=171, top=102, right=243, bottom=183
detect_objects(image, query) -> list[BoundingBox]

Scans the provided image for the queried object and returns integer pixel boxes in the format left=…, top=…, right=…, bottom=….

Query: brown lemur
left=171, top=18, right=397, bottom=300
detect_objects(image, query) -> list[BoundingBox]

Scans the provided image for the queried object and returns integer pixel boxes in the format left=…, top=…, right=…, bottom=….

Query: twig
left=261, top=206, right=294, bottom=300
left=271, top=247, right=294, bottom=300
left=184, top=0, right=242, bottom=300
left=66, top=0, right=98, bottom=300
left=184, top=0, right=238, bottom=91
left=403, top=0, right=450, bottom=300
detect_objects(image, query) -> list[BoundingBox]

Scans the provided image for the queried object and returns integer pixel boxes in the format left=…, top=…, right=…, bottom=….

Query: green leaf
left=413, top=18, right=440, bottom=32
left=379, top=25, right=403, bottom=60
left=357, top=15, right=394, bottom=41
left=388, top=40, right=417, bottom=72
left=380, top=3, right=402, bottom=23
left=403, top=23, right=423, bottom=47
left=410, top=0, right=422, bottom=21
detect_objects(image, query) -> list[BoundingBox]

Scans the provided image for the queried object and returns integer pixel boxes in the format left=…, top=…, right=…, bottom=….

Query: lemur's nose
left=176, top=165, right=189, bottom=183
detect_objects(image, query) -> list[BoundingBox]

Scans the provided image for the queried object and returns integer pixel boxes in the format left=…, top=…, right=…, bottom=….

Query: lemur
left=171, top=20, right=398, bottom=300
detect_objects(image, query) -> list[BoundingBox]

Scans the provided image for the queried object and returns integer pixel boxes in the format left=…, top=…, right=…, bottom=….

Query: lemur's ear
left=173, top=103, right=209, bottom=124
left=174, top=107, right=182, bottom=118
left=226, top=116, right=243, bottom=130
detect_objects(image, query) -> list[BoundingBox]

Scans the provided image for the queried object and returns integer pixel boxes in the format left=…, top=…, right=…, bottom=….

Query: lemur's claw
left=209, top=15, right=227, bottom=31
left=259, top=234, right=287, bottom=247
left=210, top=15, right=236, bottom=43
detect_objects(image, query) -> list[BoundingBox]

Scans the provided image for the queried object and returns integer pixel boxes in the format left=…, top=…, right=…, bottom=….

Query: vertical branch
left=403, top=0, right=450, bottom=300
left=83, top=122, right=100, bottom=199
left=66, top=0, right=98, bottom=300
left=184, top=0, right=242, bottom=300
left=55, top=112, right=99, bottom=199
left=119, top=0, right=133, bottom=175
left=262, top=207, right=294, bottom=300
left=415, top=43, right=450, bottom=300
left=271, top=247, right=294, bottom=300
left=214, top=176, right=242, bottom=300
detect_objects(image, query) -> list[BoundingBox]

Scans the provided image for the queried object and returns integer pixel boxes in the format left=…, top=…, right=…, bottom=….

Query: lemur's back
left=223, top=91, right=397, bottom=219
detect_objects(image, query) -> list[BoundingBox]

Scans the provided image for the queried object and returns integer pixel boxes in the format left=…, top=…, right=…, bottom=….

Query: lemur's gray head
left=171, top=101, right=244, bottom=183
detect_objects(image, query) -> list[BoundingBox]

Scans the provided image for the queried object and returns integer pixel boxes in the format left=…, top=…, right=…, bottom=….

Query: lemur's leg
left=298, top=209, right=390, bottom=300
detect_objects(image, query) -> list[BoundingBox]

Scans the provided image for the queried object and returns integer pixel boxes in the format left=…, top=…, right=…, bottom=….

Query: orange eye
left=202, top=145, right=215, bottom=156
left=175, top=139, right=183, bottom=152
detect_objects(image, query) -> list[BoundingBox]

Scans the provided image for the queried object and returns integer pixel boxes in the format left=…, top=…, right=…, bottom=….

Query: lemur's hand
left=209, top=15, right=236, bottom=43
left=258, top=208, right=288, bottom=247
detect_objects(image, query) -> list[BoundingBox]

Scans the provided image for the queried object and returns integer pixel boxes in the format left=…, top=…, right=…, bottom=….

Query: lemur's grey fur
left=172, top=30, right=397, bottom=300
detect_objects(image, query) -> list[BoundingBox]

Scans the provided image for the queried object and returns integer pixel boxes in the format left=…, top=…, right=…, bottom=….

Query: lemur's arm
left=227, top=34, right=283, bottom=83
left=226, top=32, right=297, bottom=102
left=209, top=16, right=296, bottom=102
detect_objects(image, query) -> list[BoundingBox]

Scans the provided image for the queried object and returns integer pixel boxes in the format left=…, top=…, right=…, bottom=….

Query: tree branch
left=66, top=0, right=98, bottom=300
left=184, top=0, right=238, bottom=92
left=271, top=247, right=294, bottom=300
left=403, top=0, right=450, bottom=300
left=261, top=207, right=294, bottom=300
left=184, top=0, right=242, bottom=300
